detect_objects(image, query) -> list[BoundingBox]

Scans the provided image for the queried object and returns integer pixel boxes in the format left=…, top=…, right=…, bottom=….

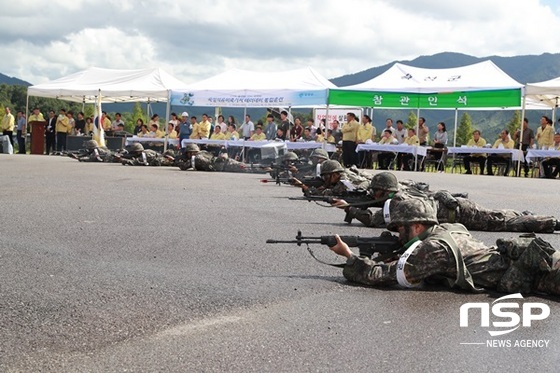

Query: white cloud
left=0, top=0, right=559, bottom=84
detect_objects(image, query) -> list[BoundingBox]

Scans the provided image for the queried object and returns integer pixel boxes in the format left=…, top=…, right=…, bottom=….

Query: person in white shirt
left=394, top=120, right=407, bottom=144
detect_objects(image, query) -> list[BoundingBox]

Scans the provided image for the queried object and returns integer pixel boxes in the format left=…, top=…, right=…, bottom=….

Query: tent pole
left=324, top=104, right=330, bottom=152
left=164, top=91, right=171, bottom=152
left=25, top=94, right=29, bottom=150
left=516, top=90, right=527, bottom=177
left=414, top=107, right=420, bottom=171
left=453, top=108, right=458, bottom=147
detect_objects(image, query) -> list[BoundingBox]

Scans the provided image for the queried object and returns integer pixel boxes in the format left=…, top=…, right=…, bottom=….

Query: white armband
left=396, top=240, right=423, bottom=288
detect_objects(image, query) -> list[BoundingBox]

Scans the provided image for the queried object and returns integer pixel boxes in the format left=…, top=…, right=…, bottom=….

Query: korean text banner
left=328, top=89, right=521, bottom=108
left=170, top=90, right=329, bottom=107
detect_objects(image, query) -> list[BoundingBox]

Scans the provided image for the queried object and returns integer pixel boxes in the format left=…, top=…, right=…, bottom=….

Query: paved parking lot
left=1, top=155, right=559, bottom=372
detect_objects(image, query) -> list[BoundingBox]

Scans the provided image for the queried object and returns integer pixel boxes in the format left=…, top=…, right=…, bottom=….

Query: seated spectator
left=148, top=123, right=164, bottom=138
left=398, top=128, right=420, bottom=171
left=137, top=124, right=149, bottom=137
left=394, top=120, right=407, bottom=144
left=275, top=127, right=286, bottom=141
left=250, top=125, right=266, bottom=141
left=541, top=133, right=560, bottom=178
left=463, top=130, right=487, bottom=174
left=167, top=123, right=178, bottom=139
left=226, top=123, right=240, bottom=140
left=486, top=129, right=514, bottom=176
left=85, top=117, right=94, bottom=135
left=210, top=125, right=227, bottom=140
left=377, top=129, right=397, bottom=170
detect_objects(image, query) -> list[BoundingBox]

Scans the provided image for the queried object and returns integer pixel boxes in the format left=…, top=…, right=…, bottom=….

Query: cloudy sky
left=2, top=0, right=560, bottom=85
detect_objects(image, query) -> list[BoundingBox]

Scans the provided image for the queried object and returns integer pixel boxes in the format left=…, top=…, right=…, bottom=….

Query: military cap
left=129, top=143, right=145, bottom=152
left=320, top=160, right=344, bottom=175
left=370, top=172, right=399, bottom=192
left=282, top=152, right=299, bottom=162
left=386, top=197, right=438, bottom=231
left=185, top=143, right=200, bottom=152
left=84, top=139, right=99, bottom=150
left=310, top=148, right=329, bottom=160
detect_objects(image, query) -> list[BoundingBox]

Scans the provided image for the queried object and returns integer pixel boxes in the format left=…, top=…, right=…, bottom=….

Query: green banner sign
left=328, top=89, right=521, bottom=108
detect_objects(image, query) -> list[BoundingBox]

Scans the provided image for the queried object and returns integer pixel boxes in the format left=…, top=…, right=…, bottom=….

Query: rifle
left=288, top=190, right=384, bottom=224
left=261, top=175, right=324, bottom=187
left=266, top=230, right=402, bottom=267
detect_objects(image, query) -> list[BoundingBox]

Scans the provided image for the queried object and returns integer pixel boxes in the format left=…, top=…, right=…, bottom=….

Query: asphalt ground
left=1, top=154, right=559, bottom=372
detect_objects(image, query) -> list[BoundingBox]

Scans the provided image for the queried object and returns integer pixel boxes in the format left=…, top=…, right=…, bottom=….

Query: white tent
left=170, top=66, right=336, bottom=108
left=525, top=77, right=560, bottom=109
left=27, top=67, right=190, bottom=103
left=343, top=60, right=523, bottom=93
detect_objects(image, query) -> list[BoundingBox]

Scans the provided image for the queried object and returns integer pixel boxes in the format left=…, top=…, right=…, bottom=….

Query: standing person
left=239, top=114, right=254, bottom=140
left=418, top=117, right=429, bottom=146
left=28, top=107, right=45, bottom=122
left=133, top=118, right=144, bottom=135
left=197, top=113, right=212, bottom=139
left=74, top=112, right=86, bottom=135
left=291, top=117, right=304, bottom=141
left=216, top=115, right=227, bottom=133
left=331, top=120, right=342, bottom=143
left=432, top=122, right=448, bottom=172
left=16, top=111, right=26, bottom=154
left=514, top=118, right=534, bottom=177
left=55, top=109, right=70, bottom=154
left=264, top=114, right=277, bottom=140
left=394, top=120, right=407, bottom=144
left=384, top=118, right=395, bottom=135
left=278, top=111, right=291, bottom=140
left=1, top=106, right=15, bottom=147
left=178, top=112, right=192, bottom=149
left=357, top=114, right=374, bottom=167
left=168, top=112, right=180, bottom=133
left=111, top=112, right=125, bottom=131
left=536, top=115, right=554, bottom=149
left=66, top=111, right=75, bottom=137
left=341, top=112, right=360, bottom=167
left=45, top=110, right=56, bottom=155
left=101, top=111, right=112, bottom=131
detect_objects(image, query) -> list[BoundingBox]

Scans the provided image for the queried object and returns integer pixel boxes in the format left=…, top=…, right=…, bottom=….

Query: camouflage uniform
left=193, top=151, right=266, bottom=173
left=306, top=160, right=370, bottom=196
left=342, top=199, right=560, bottom=295
left=69, top=140, right=115, bottom=162
left=347, top=192, right=559, bottom=233
left=346, top=173, right=558, bottom=233
left=121, top=148, right=168, bottom=166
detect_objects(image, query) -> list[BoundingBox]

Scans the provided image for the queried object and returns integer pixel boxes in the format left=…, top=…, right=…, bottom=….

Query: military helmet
left=370, top=172, right=399, bottom=192
left=282, top=152, right=299, bottom=162
left=310, top=148, right=329, bottom=160
left=386, top=197, right=438, bottom=232
left=185, top=143, right=200, bottom=152
left=129, top=143, right=145, bottom=152
left=320, top=160, right=344, bottom=175
left=84, top=139, right=98, bottom=150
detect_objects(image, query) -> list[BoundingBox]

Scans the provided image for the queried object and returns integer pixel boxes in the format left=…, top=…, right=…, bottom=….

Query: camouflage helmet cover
left=370, top=172, right=399, bottom=192
left=185, top=143, right=200, bottom=152
left=320, top=160, right=344, bottom=175
left=310, top=148, right=329, bottom=160
left=129, top=143, right=145, bottom=152
left=386, top=197, right=438, bottom=231
left=84, top=139, right=99, bottom=149
left=282, top=152, right=299, bottom=162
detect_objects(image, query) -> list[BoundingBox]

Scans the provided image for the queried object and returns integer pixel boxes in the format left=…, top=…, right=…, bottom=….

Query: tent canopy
left=525, top=76, right=560, bottom=108
left=329, top=61, right=523, bottom=108
left=170, top=66, right=336, bottom=107
left=27, top=67, right=190, bottom=103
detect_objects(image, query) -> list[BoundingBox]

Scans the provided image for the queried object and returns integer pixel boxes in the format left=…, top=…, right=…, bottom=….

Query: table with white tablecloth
left=126, top=137, right=180, bottom=147
left=446, top=147, right=524, bottom=162
left=356, top=143, right=428, bottom=157
left=525, top=149, right=560, bottom=162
